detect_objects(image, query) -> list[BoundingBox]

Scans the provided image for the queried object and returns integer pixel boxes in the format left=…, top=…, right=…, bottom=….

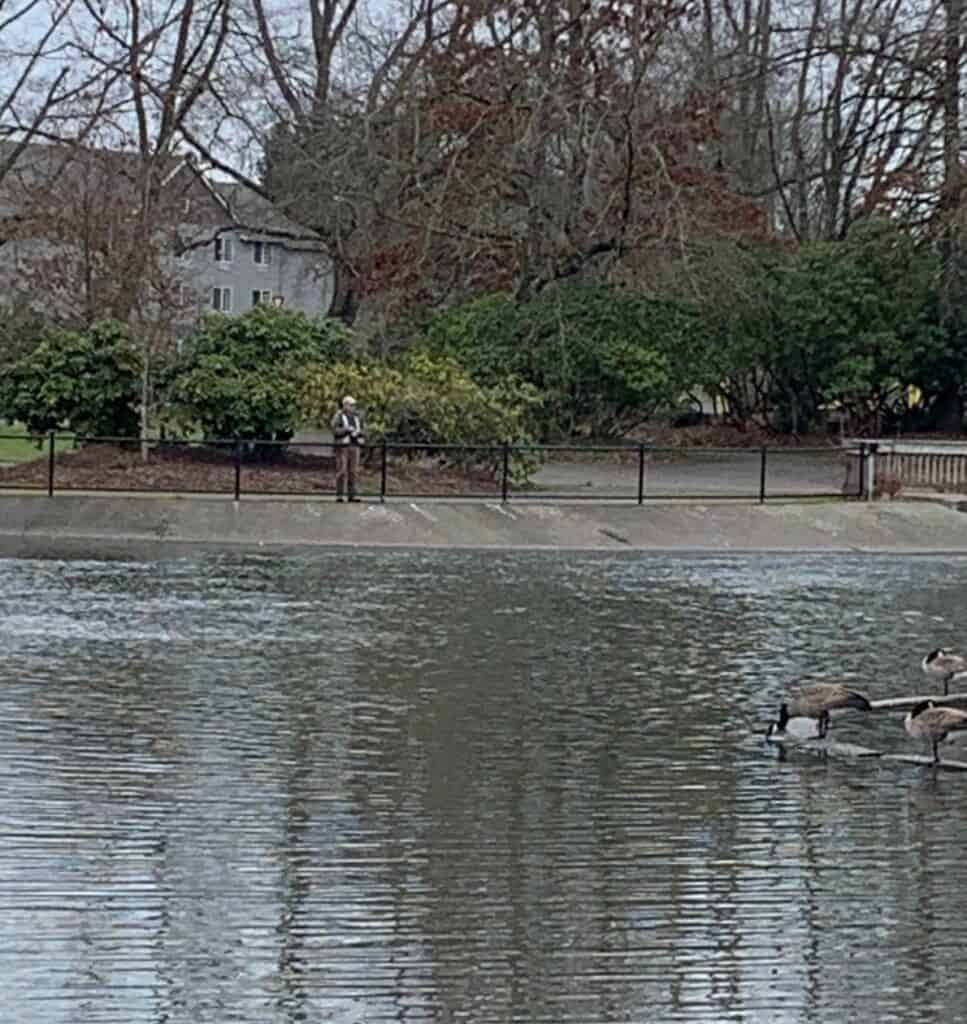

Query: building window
left=251, top=289, right=272, bottom=307
left=253, top=241, right=272, bottom=266
left=214, top=235, right=234, bottom=263
left=212, top=287, right=232, bottom=313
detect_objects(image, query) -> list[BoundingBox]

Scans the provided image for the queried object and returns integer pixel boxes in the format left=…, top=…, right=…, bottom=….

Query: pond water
left=2, top=550, right=967, bottom=1023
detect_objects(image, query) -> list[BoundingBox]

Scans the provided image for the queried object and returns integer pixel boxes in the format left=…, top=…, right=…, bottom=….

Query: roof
left=0, top=139, right=184, bottom=192
left=210, top=180, right=324, bottom=246
left=0, top=141, right=193, bottom=236
left=0, top=141, right=324, bottom=250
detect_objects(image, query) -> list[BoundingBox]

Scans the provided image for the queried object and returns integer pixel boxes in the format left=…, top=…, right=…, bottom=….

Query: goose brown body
left=904, top=701, right=967, bottom=764
left=922, top=649, right=967, bottom=695
left=771, top=683, right=872, bottom=738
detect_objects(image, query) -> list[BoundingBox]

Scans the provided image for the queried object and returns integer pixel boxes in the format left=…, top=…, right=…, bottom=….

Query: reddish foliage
left=349, top=3, right=768, bottom=307
left=363, top=240, right=425, bottom=294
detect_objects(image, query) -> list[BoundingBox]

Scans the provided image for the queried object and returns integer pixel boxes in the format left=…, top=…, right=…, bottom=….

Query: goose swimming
left=767, top=683, right=873, bottom=740
left=921, top=649, right=967, bottom=695
left=904, top=700, right=967, bottom=765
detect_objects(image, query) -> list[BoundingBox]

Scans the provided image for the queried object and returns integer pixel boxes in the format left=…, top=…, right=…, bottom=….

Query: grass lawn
left=0, top=422, right=75, bottom=463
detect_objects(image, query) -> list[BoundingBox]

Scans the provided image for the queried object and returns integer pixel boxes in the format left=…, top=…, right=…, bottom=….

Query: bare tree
left=11, top=0, right=963, bottom=343
left=0, top=1, right=84, bottom=183
left=185, top=0, right=771, bottom=326
left=48, top=0, right=234, bottom=443
left=180, top=0, right=457, bottom=323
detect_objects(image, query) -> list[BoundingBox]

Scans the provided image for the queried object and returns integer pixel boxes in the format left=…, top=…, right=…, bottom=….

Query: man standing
left=331, top=395, right=365, bottom=502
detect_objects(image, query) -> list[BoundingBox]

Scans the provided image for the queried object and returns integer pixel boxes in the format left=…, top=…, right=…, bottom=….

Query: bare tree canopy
left=0, top=1, right=88, bottom=182
left=3, top=0, right=967, bottom=326
left=148, top=0, right=964, bottom=326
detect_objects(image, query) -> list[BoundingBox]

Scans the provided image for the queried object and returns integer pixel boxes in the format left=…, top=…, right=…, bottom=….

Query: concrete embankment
left=2, top=494, right=967, bottom=558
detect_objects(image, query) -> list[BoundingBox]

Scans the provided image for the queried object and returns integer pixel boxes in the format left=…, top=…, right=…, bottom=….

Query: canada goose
left=767, top=683, right=873, bottom=739
left=904, top=700, right=967, bottom=764
left=921, top=648, right=967, bottom=695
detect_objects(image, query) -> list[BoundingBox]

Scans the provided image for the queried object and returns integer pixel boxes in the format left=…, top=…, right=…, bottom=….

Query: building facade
left=179, top=180, right=333, bottom=321
left=0, top=143, right=334, bottom=327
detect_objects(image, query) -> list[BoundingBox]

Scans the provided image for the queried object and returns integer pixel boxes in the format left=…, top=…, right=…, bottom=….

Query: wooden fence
left=844, top=439, right=967, bottom=494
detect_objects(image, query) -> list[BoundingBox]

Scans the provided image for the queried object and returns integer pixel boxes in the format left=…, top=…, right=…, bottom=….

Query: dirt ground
left=0, top=443, right=501, bottom=496
left=636, top=422, right=838, bottom=449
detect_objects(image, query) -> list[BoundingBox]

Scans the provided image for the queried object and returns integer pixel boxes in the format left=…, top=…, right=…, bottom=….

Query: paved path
left=293, top=433, right=849, bottom=498
left=0, top=442, right=851, bottom=500
left=532, top=451, right=848, bottom=499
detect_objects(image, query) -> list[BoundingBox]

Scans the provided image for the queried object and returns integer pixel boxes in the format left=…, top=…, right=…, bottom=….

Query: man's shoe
left=336, top=496, right=344, bottom=503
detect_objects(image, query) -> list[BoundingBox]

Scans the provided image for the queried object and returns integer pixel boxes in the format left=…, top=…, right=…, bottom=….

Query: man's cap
left=342, top=395, right=356, bottom=406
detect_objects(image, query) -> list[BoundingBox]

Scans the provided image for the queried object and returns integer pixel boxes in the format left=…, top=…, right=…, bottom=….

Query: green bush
left=300, top=352, right=542, bottom=480
left=0, top=319, right=141, bottom=436
left=419, top=282, right=698, bottom=439
left=691, top=221, right=947, bottom=434
left=767, top=221, right=942, bottom=432
left=166, top=305, right=352, bottom=441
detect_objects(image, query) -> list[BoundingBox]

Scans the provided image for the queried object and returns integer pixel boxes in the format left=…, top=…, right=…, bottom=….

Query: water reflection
left=2, top=551, right=967, bottom=1022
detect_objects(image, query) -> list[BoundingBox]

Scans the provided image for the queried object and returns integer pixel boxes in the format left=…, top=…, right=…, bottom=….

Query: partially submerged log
left=871, top=692, right=967, bottom=712
left=765, top=731, right=880, bottom=758
left=766, top=730, right=967, bottom=770
left=881, top=754, right=967, bottom=772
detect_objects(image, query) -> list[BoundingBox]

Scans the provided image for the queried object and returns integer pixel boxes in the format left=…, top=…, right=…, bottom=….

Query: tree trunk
left=327, top=255, right=361, bottom=324
left=940, top=0, right=964, bottom=324
left=140, top=334, right=151, bottom=462
left=932, top=383, right=963, bottom=433
left=937, top=0, right=966, bottom=436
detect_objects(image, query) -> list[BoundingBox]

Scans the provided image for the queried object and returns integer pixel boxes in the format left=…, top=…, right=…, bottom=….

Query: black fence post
left=858, top=443, right=867, bottom=499
left=637, top=443, right=646, bottom=505
left=47, top=431, right=55, bottom=497
left=759, top=446, right=767, bottom=504
left=233, top=439, right=242, bottom=501
left=501, top=441, right=510, bottom=503
left=380, top=439, right=388, bottom=502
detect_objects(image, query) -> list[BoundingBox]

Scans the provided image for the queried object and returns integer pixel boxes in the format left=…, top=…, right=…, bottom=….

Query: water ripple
left=2, top=551, right=967, bottom=1022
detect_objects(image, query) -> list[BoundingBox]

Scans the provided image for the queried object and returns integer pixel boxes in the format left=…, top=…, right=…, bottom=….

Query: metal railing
left=0, top=433, right=870, bottom=503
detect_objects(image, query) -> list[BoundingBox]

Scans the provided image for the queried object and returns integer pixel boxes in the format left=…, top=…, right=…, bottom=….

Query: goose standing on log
left=922, top=649, right=967, bottom=695
left=904, top=700, right=967, bottom=765
left=767, top=683, right=873, bottom=740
